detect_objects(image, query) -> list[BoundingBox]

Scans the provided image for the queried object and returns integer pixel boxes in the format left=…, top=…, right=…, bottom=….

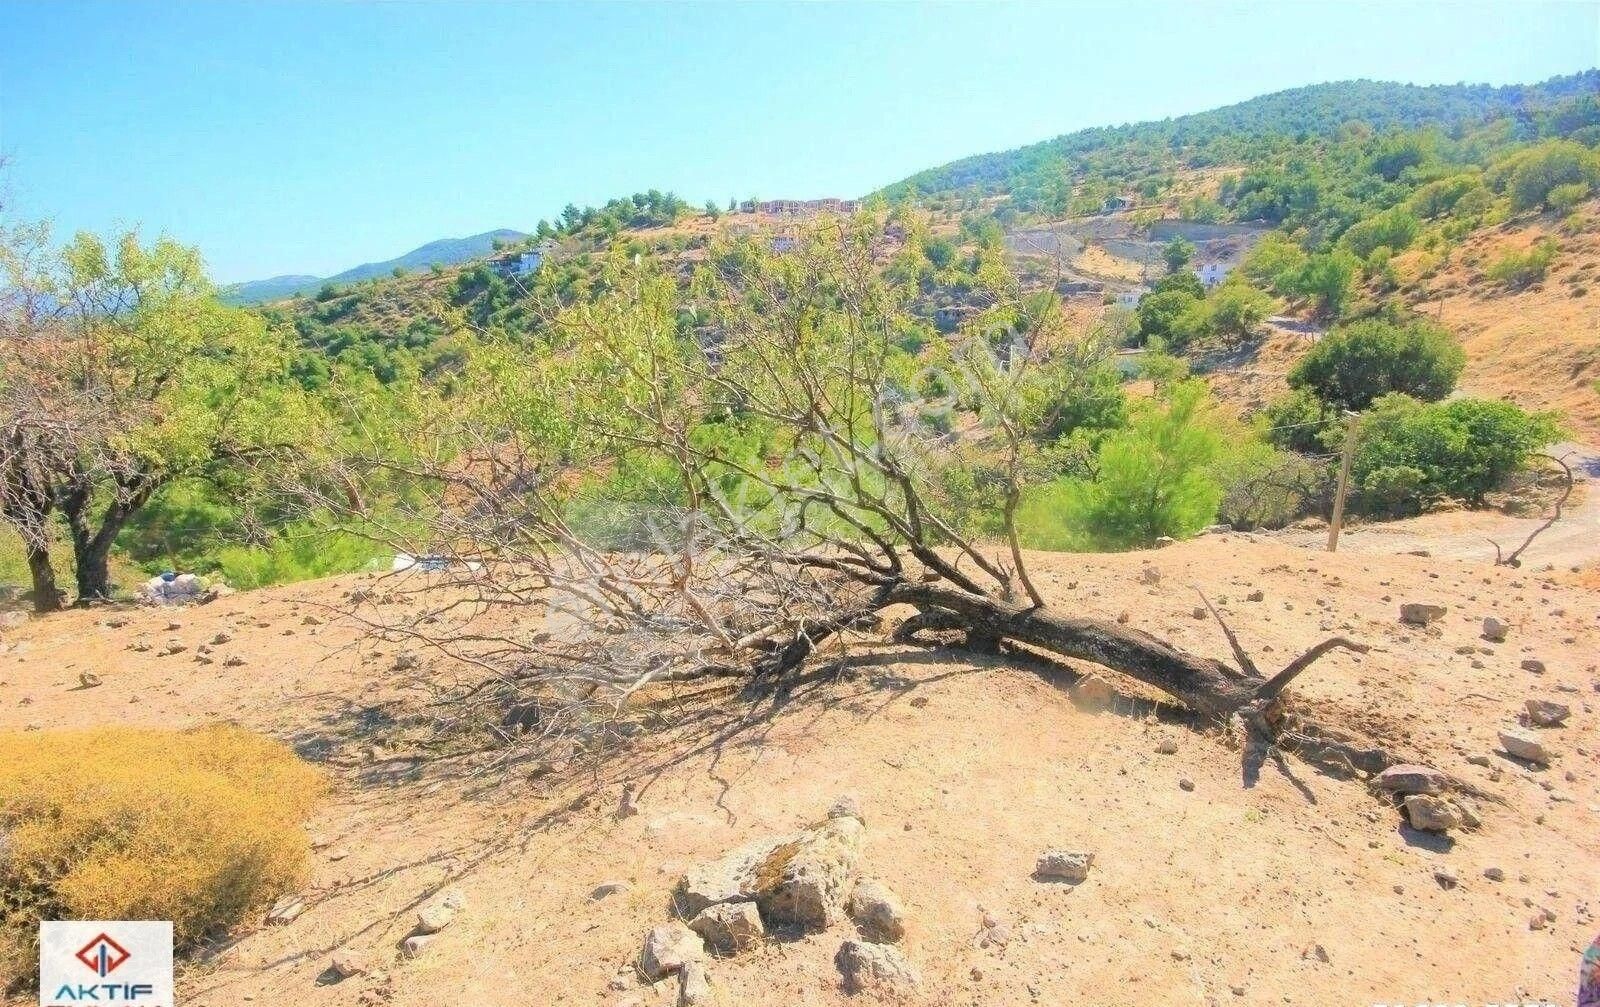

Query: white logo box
left=38, top=921, right=173, bottom=1007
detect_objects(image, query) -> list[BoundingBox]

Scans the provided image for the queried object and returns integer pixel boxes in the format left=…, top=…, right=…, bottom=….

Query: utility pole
left=1327, top=411, right=1360, bottom=553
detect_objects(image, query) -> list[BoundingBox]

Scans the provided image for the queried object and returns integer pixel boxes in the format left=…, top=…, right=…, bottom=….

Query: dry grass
left=0, top=724, right=325, bottom=989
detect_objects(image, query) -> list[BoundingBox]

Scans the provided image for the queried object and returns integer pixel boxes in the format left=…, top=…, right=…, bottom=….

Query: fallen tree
left=319, top=217, right=1373, bottom=763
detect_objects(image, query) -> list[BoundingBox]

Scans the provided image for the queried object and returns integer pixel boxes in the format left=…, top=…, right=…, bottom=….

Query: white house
left=1114, top=288, right=1147, bottom=310
left=492, top=240, right=559, bottom=279
left=1195, top=261, right=1233, bottom=288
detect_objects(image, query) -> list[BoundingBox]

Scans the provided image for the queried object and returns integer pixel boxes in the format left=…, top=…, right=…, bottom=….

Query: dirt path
left=1271, top=442, right=1600, bottom=570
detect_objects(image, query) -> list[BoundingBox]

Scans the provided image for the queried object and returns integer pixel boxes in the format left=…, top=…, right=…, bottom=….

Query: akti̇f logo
left=74, top=933, right=131, bottom=977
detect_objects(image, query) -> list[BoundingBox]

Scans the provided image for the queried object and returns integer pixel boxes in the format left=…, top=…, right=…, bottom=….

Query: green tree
left=1490, top=140, right=1600, bottom=213
left=0, top=227, right=319, bottom=604
left=1136, top=289, right=1202, bottom=344
left=1060, top=380, right=1224, bottom=548
left=1288, top=250, right=1360, bottom=318
left=1288, top=317, right=1466, bottom=411
left=1208, top=282, right=1274, bottom=341
left=1162, top=236, right=1196, bottom=273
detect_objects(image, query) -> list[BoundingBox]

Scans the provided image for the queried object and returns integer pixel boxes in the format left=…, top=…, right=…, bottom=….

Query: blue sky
left=1, top=1, right=1595, bottom=283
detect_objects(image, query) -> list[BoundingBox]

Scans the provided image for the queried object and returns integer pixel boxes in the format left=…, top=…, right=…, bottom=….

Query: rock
left=1139, top=566, right=1161, bottom=586
left=223, top=655, right=245, bottom=668
left=302, top=614, right=323, bottom=626
left=1521, top=658, right=1547, bottom=674
left=158, top=639, right=187, bottom=656
left=415, top=888, right=464, bottom=934
left=211, top=631, right=232, bottom=645
left=590, top=880, right=632, bottom=901
left=1034, top=849, right=1094, bottom=883
left=846, top=879, right=906, bottom=942
left=1070, top=676, right=1116, bottom=710
left=1525, top=698, right=1570, bottom=727
left=1483, top=866, right=1505, bottom=882
left=1481, top=617, right=1509, bottom=642
left=617, top=784, right=641, bottom=819
left=393, top=651, right=420, bottom=671
left=757, top=817, right=863, bottom=930
left=1399, top=603, right=1447, bottom=626
left=1377, top=764, right=1447, bottom=796
left=77, top=672, right=102, bottom=689
left=1403, top=795, right=1463, bottom=832
left=1154, top=536, right=1176, bottom=548
left=678, top=961, right=714, bottom=1006
left=329, top=950, right=367, bottom=979
left=265, top=894, right=305, bottom=925
left=1498, top=727, right=1551, bottom=764
left=1154, top=737, right=1179, bottom=755
left=834, top=939, right=920, bottom=995
left=827, top=793, right=864, bottom=824
left=1178, top=777, right=1196, bottom=792
left=641, top=923, right=705, bottom=980
left=401, top=933, right=436, bottom=958
left=1433, top=867, right=1459, bottom=889
left=1246, top=589, right=1265, bottom=602
left=1190, top=606, right=1207, bottom=620
left=676, top=836, right=784, bottom=918
left=689, top=901, right=764, bottom=954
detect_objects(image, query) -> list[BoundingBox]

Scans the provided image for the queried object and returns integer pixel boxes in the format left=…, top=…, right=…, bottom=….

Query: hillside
left=223, top=228, right=527, bottom=304
left=1, top=536, right=1593, bottom=1005
left=882, top=72, right=1600, bottom=206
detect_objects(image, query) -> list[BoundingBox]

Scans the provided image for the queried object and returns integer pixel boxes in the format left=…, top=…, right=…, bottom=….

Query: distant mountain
left=881, top=71, right=1600, bottom=203
left=223, top=228, right=527, bottom=304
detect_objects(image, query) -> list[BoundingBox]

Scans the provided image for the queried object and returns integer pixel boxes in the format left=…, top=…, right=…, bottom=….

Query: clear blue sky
left=1, top=1, right=1595, bottom=283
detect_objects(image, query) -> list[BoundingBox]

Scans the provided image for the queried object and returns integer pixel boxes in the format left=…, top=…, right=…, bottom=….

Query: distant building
left=1195, top=260, right=1233, bottom=288
left=1101, top=194, right=1135, bottom=214
left=739, top=198, right=862, bottom=217
left=491, top=240, right=558, bottom=279
left=1114, top=288, right=1147, bottom=309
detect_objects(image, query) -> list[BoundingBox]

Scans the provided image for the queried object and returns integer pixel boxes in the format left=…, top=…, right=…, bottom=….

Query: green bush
left=1547, top=181, right=1591, bottom=215
left=1340, top=207, right=1421, bottom=259
left=1288, top=317, right=1465, bottom=411
left=1485, top=238, right=1558, bottom=287
left=1136, top=289, right=1201, bottom=344
left=1489, top=140, right=1600, bottom=213
left=213, top=525, right=389, bottom=589
left=1049, top=380, right=1224, bottom=549
left=1349, top=394, right=1562, bottom=514
left=1262, top=388, right=1332, bottom=454
left=1212, top=441, right=1322, bottom=530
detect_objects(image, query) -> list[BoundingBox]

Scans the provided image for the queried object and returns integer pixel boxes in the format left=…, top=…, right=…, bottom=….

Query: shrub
left=1288, top=317, right=1465, bottom=411
left=1340, top=207, right=1421, bottom=259
left=1208, top=282, right=1274, bottom=341
left=1262, top=387, right=1331, bottom=453
left=1547, top=181, right=1591, bottom=215
left=1485, top=238, right=1558, bottom=288
left=1212, top=441, right=1323, bottom=530
left=1489, top=140, right=1600, bottom=213
left=213, top=524, right=390, bottom=589
left=1349, top=394, right=1562, bottom=514
left=1055, top=380, right=1224, bottom=549
left=0, top=725, right=324, bottom=988
left=1136, top=289, right=1201, bottom=344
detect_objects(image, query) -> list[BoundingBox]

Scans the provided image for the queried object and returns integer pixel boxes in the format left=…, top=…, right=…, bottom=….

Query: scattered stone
left=1070, top=676, right=1115, bottom=710
left=1246, top=589, right=1265, bottom=602
left=675, top=812, right=863, bottom=931
left=677, top=961, right=714, bottom=1007
left=415, top=888, right=464, bottom=934
left=973, top=911, right=1010, bottom=949
left=1521, top=658, right=1547, bottom=674
left=617, top=784, right=640, bottom=819
left=1154, top=536, right=1175, bottom=548
left=1377, top=764, right=1447, bottom=796
left=1403, top=795, right=1463, bottom=832
left=590, top=880, right=631, bottom=901
left=1525, top=698, right=1570, bottom=727
left=392, top=651, right=420, bottom=671
left=1154, top=737, right=1179, bottom=755
left=302, top=614, right=323, bottom=626
left=641, top=923, right=705, bottom=980
left=211, top=631, right=232, bottom=645
left=828, top=793, right=864, bottom=824
left=1433, top=867, right=1459, bottom=889
left=1178, top=777, right=1196, bottom=792
left=329, top=950, right=367, bottom=980
left=689, top=901, right=764, bottom=954
left=223, top=655, right=246, bottom=668
left=401, top=933, right=436, bottom=959
left=1190, top=606, right=1207, bottom=620
left=1034, top=849, right=1094, bottom=883
left=1399, top=603, right=1447, bottom=626
left=1466, top=754, right=1492, bottom=767
left=265, top=894, right=305, bottom=925
left=846, top=879, right=906, bottom=943
left=77, top=671, right=102, bottom=689
left=165, top=621, right=182, bottom=631
left=1483, top=867, right=1505, bottom=882
left=1138, top=566, right=1161, bottom=586
left=834, top=939, right=920, bottom=995
left=158, top=639, right=186, bottom=656
left=1481, top=617, right=1509, bottom=642
left=1498, top=727, right=1551, bottom=765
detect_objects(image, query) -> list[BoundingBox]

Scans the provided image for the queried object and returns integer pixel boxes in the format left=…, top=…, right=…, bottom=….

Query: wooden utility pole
left=1327, top=411, right=1360, bottom=552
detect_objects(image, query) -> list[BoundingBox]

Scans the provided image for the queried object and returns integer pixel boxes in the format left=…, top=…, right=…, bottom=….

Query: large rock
left=689, top=901, right=764, bottom=954
left=834, top=939, right=921, bottom=995
left=675, top=814, right=864, bottom=932
left=1525, top=698, right=1570, bottom=727
left=1403, top=794, right=1463, bottom=832
left=1034, top=849, right=1094, bottom=882
left=1481, top=617, right=1509, bottom=642
left=1070, top=677, right=1116, bottom=711
left=846, top=879, right=906, bottom=942
left=1498, top=727, right=1551, bottom=764
left=415, top=888, right=464, bottom=934
left=678, top=961, right=715, bottom=1006
left=641, top=923, right=705, bottom=980
left=1377, top=764, right=1447, bottom=796
left=1399, top=603, right=1447, bottom=626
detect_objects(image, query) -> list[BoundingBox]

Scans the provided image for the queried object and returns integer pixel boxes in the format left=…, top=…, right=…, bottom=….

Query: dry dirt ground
left=2, top=538, right=1597, bottom=1006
